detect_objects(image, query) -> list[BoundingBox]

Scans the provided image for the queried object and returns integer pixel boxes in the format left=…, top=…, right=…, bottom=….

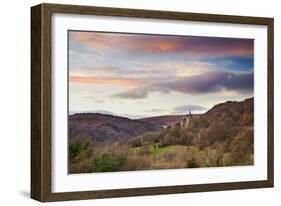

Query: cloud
left=69, top=76, right=145, bottom=87
left=95, top=99, right=105, bottom=104
left=70, top=32, right=112, bottom=49
left=83, top=97, right=105, bottom=104
left=172, top=105, right=207, bottom=114
left=70, top=31, right=253, bottom=58
left=161, top=71, right=253, bottom=94
left=112, top=71, right=253, bottom=99
left=70, top=66, right=122, bottom=76
left=113, top=87, right=149, bottom=99
left=145, top=108, right=169, bottom=113
left=69, top=60, right=215, bottom=80
left=202, top=56, right=254, bottom=72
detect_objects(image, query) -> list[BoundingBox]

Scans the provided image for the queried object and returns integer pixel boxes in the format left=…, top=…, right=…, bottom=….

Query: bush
left=187, top=158, right=199, bottom=168
left=91, top=154, right=126, bottom=172
left=160, top=124, right=183, bottom=146
left=200, top=145, right=224, bottom=167
left=69, top=141, right=83, bottom=159
left=68, top=139, right=94, bottom=173
left=128, top=132, right=161, bottom=147
left=69, top=140, right=90, bottom=159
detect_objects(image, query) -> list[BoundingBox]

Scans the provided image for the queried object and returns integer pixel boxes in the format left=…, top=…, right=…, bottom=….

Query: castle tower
left=181, top=110, right=192, bottom=128
left=188, top=110, right=192, bottom=118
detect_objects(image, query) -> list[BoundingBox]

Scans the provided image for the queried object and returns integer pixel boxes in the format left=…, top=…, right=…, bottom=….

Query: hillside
left=204, top=97, right=253, bottom=118
left=159, top=97, right=254, bottom=148
left=139, top=115, right=184, bottom=127
left=69, top=113, right=162, bottom=143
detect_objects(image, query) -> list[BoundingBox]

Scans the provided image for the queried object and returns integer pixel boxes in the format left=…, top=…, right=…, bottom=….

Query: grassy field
left=127, top=144, right=237, bottom=170
left=129, top=145, right=197, bottom=157
left=69, top=125, right=254, bottom=173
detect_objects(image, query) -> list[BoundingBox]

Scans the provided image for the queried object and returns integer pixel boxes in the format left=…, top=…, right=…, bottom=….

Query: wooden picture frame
left=31, top=3, right=274, bottom=202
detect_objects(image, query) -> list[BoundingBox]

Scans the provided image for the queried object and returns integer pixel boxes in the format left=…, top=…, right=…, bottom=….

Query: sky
left=68, top=31, right=254, bottom=119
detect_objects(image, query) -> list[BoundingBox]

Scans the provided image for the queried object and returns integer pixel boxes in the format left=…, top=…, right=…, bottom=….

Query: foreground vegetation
left=69, top=127, right=253, bottom=173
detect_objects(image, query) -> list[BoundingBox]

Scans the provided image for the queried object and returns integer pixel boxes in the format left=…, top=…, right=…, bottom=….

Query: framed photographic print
left=31, top=3, right=274, bottom=202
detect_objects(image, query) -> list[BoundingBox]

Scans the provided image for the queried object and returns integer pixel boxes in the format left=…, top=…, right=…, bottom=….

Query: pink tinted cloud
left=71, top=32, right=115, bottom=49
left=69, top=76, right=145, bottom=87
left=70, top=31, right=253, bottom=57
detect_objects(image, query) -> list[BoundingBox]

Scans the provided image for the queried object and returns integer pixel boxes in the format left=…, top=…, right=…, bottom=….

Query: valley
left=69, top=97, right=254, bottom=173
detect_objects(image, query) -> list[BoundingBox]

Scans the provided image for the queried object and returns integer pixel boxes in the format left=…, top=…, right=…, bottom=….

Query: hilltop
left=69, top=113, right=162, bottom=143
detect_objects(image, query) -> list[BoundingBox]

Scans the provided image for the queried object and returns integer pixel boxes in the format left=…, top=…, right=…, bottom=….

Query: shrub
left=200, top=144, right=224, bottom=167
left=91, top=154, right=126, bottom=172
left=69, top=140, right=91, bottom=159
left=129, top=132, right=161, bottom=147
left=68, top=139, right=94, bottom=173
left=69, top=141, right=83, bottom=159
left=187, top=158, right=199, bottom=168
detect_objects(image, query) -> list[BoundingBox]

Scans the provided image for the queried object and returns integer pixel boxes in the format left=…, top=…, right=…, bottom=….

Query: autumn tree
left=230, top=128, right=254, bottom=165
left=240, top=113, right=253, bottom=126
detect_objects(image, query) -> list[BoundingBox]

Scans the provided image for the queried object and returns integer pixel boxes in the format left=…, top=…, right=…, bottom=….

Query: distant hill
left=69, top=98, right=254, bottom=146
left=69, top=113, right=162, bottom=143
left=139, top=115, right=184, bottom=127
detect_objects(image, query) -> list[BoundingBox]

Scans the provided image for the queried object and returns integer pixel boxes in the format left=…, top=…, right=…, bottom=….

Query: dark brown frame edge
left=31, top=3, right=274, bottom=202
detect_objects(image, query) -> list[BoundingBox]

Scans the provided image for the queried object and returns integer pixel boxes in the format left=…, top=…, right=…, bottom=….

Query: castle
left=180, top=110, right=192, bottom=128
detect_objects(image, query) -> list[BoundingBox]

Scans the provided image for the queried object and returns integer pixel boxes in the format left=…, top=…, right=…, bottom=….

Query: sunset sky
left=68, top=31, right=254, bottom=118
